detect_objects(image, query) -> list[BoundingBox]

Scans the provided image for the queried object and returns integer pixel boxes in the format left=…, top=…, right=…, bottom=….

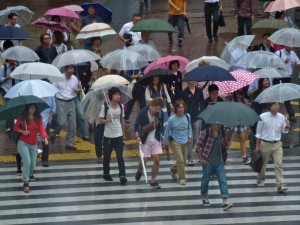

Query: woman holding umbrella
left=13, top=104, right=48, bottom=193
left=52, top=31, right=68, bottom=55
left=167, top=60, right=183, bottom=103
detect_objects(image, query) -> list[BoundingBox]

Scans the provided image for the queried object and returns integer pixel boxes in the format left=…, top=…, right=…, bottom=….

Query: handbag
left=9, top=119, right=26, bottom=145
left=250, top=150, right=263, bottom=173
left=219, top=11, right=226, bottom=27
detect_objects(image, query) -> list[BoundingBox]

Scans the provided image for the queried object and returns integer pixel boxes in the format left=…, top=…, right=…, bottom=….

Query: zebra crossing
left=0, top=151, right=300, bottom=225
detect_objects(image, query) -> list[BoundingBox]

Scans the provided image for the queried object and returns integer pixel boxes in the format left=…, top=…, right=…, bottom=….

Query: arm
left=145, top=87, right=153, bottom=104
left=163, top=83, right=172, bottom=105
left=233, top=0, right=238, bottom=13
left=99, top=104, right=112, bottom=124
left=183, top=0, right=186, bottom=14
left=63, top=32, right=68, bottom=42
left=13, top=117, right=23, bottom=133
left=219, top=0, right=223, bottom=11
left=0, top=66, right=7, bottom=83
left=168, top=0, right=180, bottom=12
left=134, top=111, right=142, bottom=143
left=163, top=118, right=172, bottom=145
left=282, top=116, right=290, bottom=133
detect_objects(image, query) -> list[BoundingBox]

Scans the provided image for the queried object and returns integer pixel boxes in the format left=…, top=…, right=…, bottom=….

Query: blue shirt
left=41, top=97, right=56, bottom=128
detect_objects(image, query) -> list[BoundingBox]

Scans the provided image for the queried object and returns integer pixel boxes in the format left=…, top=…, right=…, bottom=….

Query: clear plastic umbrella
left=254, top=67, right=289, bottom=79
left=268, top=28, right=300, bottom=47
left=236, top=50, right=286, bottom=69
left=184, top=56, right=230, bottom=72
left=0, top=6, right=34, bottom=26
left=254, top=83, right=300, bottom=103
left=1, top=46, right=39, bottom=62
left=127, top=44, right=161, bottom=62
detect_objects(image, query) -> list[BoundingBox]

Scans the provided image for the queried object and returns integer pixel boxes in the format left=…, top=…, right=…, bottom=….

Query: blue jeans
left=75, top=96, right=89, bottom=138
left=188, top=120, right=202, bottom=161
left=201, top=163, right=229, bottom=198
left=17, top=140, right=38, bottom=182
left=237, top=15, right=252, bottom=36
left=168, top=15, right=185, bottom=40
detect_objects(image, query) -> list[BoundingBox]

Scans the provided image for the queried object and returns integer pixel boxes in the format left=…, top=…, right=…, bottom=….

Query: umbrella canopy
left=198, top=102, right=260, bottom=127
left=127, top=44, right=161, bottom=62
left=264, top=0, right=300, bottom=12
left=91, top=74, right=129, bottom=90
left=184, top=56, right=230, bottom=72
left=0, top=6, right=34, bottom=26
left=254, top=83, right=300, bottom=103
left=268, top=28, right=300, bottom=47
left=0, top=26, right=31, bottom=40
left=235, top=50, right=286, bottom=69
left=254, top=67, right=289, bottom=79
left=183, top=65, right=236, bottom=82
left=52, top=49, right=101, bottom=68
left=214, top=70, right=259, bottom=94
left=251, top=19, right=298, bottom=35
left=220, top=35, right=255, bottom=64
left=1, top=46, right=39, bottom=62
left=76, top=23, right=116, bottom=39
left=80, top=2, right=113, bottom=24
left=61, top=5, right=84, bottom=12
left=100, top=49, right=148, bottom=71
left=10, top=62, right=64, bottom=83
left=0, top=95, right=49, bottom=121
left=44, top=8, right=79, bottom=19
left=144, top=55, right=190, bottom=74
left=4, top=80, right=59, bottom=99
left=131, top=18, right=175, bottom=33
left=31, top=17, right=70, bottom=33
left=139, top=69, right=177, bottom=85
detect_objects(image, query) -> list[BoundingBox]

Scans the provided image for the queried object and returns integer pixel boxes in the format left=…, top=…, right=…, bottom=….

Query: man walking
left=6, top=12, right=21, bottom=46
left=234, top=0, right=254, bottom=36
left=119, top=14, right=142, bottom=47
left=35, top=33, right=58, bottom=64
left=204, top=0, right=223, bottom=43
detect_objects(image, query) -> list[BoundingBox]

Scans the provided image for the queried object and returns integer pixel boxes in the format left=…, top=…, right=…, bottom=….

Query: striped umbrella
left=76, top=23, right=116, bottom=39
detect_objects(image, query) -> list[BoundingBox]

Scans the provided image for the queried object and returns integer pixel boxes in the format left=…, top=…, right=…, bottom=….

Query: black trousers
left=204, top=2, right=220, bottom=39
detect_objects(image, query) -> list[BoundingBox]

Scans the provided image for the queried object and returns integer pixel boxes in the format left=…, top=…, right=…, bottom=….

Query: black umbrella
left=0, top=25, right=31, bottom=40
left=139, top=68, right=177, bottom=85
left=184, top=16, right=191, bottom=34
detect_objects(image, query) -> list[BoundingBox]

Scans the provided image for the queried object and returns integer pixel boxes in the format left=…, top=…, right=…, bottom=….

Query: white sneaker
left=179, top=179, right=186, bottom=185
left=277, top=184, right=288, bottom=193
left=188, top=160, right=195, bottom=166
left=257, top=179, right=264, bottom=187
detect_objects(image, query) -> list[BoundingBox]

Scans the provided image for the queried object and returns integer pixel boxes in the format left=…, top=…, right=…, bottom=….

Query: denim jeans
left=187, top=120, right=202, bottom=161
left=17, top=140, right=38, bottom=182
left=75, top=96, right=89, bottom=138
left=237, top=15, right=252, bottom=36
left=94, top=123, right=104, bottom=158
left=168, top=15, right=185, bottom=40
left=201, top=163, right=229, bottom=198
left=103, top=136, right=126, bottom=177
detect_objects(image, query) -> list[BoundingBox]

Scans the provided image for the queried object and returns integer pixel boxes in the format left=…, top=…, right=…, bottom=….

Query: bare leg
left=151, top=154, right=160, bottom=182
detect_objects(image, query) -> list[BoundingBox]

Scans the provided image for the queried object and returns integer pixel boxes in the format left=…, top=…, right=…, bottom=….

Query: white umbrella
left=127, top=44, right=161, bottom=62
left=1, top=46, right=40, bottom=62
left=76, top=23, right=117, bottom=39
left=268, top=28, right=300, bottom=47
left=52, top=49, right=101, bottom=68
left=184, top=56, right=230, bottom=72
left=138, top=143, right=148, bottom=183
left=254, top=67, right=289, bottom=79
left=4, top=80, right=59, bottom=99
left=91, top=74, right=129, bottom=90
left=10, top=62, right=64, bottom=82
left=61, top=5, right=84, bottom=12
left=0, top=6, right=34, bottom=26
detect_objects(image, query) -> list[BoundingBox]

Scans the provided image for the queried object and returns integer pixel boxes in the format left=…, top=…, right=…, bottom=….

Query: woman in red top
left=14, top=104, right=48, bottom=193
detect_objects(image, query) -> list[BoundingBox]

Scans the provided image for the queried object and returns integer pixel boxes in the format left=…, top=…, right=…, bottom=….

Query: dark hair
left=208, top=84, right=219, bottom=93
left=275, top=11, right=285, bottom=19
left=21, top=104, right=41, bottom=124
left=41, top=78, right=50, bottom=83
left=148, top=76, right=162, bottom=95
left=108, top=87, right=121, bottom=101
left=258, top=78, right=270, bottom=91
left=3, top=40, right=14, bottom=51
left=53, top=31, right=64, bottom=44
left=40, top=33, right=50, bottom=43
left=91, top=36, right=102, bottom=44
left=51, top=15, right=61, bottom=22
left=262, top=33, right=271, bottom=38
left=8, top=12, right=18, bottom=19
left=168, top=60, right=180, bottom=70
left=267, top=102, right=279, bottom=110
left=174, top=99, right=187, bottom=114
left=150, top=98, right=164, bottom=108
left=64, top=65, right=75, bottom=71
left=132, top=13, right=141, bottom=19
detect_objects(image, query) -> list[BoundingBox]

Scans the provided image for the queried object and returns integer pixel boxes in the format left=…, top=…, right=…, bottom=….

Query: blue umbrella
left=80, top=2, right=113, bottom=24
left=0, top=25, right=31, bottom=40
left=183, top=65, right=236, bottom=82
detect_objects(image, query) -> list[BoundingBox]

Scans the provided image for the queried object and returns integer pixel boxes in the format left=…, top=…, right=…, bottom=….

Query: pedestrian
left=134, top=98, right=165, bottom=189
left=164, top=99, right=192, bottom=185
left=202, top=84, right=224, bottom=110
left=6, top=12, right=21, bottom=46
left=167, top=0, right=186, bottom=47
left=90, top=37, right=104, bottom=57
left=47, top=16, right=68, bottom=44
left=13, top=104, right=48, bottom=193
left=229, top=43, right=248, bottom=71
left=119, top=14, right=142, bottom=47
left=204, top=0, right=223, bottom=43
left=52, top=31, right=68, bottom=55
left=195, top=123, right=233, bottom=211
left=255, top=102, right=290, bottom=192
left=139, top=31, right=157, bottom=50
left=234, top=0, right=254, bottom=36
left=252, top=33, right=275, bottom=52
left=167, top=60, right=183, bottom=103
left=99, top=87, right=127, bottom=185
left=0, top=59, right=19, bottom=95
left=181, top=80, right=204, bottom=166
left=35, top=33, right=58, bottom=64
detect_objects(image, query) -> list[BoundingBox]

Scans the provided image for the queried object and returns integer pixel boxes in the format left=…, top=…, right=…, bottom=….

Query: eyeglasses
left=43, top=37, right=50, bottom=40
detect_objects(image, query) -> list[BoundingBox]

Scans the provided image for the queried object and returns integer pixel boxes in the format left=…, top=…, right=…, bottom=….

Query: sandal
left=23, top=182, right=30, bottom=193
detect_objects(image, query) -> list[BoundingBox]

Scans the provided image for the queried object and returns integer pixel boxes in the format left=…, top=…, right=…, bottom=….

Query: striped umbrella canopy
left=76, top=23, right=116, bottom=39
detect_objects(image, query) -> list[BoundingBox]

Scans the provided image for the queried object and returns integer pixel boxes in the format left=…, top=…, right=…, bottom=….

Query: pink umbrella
left=214, top=70, right=259, bottom=94
left=264, top=0, right=300, bottom=12
left=44, top=8, right=79, bottom=19
left=61, top=5, right=84, bottom=12
left=143, top=55, right=190, bottom=74
left=31, top=17, right=70, bottom=32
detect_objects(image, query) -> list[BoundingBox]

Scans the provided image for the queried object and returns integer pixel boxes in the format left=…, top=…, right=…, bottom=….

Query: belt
left=262, top=139, right=280, bottom=144
left=205, top=2, right=219, bottom=5
left=56, top=98, right=75, bottom=102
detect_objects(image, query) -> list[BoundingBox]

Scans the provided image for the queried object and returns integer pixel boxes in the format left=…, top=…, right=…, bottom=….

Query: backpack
left=98, top=102, right=123, bottom=135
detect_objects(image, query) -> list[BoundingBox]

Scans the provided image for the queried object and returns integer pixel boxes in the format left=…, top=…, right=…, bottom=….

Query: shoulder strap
left=279, top=50, right=282, bottom=58
left=118, top=102, right=123, bottom=120
left=3, top=63, right=7, bottom=77
left=103, top=102, right=109, bottom=119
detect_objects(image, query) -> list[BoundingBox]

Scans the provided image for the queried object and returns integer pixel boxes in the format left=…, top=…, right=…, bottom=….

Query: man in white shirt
left=229, top=44, right=247, bottom=71
left=0, top=59, right=19, bottom=93
left=51, top=65, right=80, bottom=150
left=255, top=102, right=290, bottom=192
left=6, top=12, right=21, bottom=46
left=118, top=14, right=142, bottom=47
left=204, top=0, right=223, bottom=43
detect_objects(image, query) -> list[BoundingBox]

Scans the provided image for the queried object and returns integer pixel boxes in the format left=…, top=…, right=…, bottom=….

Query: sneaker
left=179, top=179, right=186, bottom=185
left=277, top=184, right=288, bottom=193
left=42, top=161, right=49, bottom=167
left=103, top=174, right=113, bottom=181
left=124, top=119, right=130, bottom=125
left=135, top=170, right=142, bottom=181
left=213, top=36, right=218, bottom=42
left=150, top=182, right=161, bottom=189
left=222, top=202, right=233, bottom=211
left=242, top=156, right=251, bottom=165
left=257, top=179, right=264, bottom=187
left=171, top=170, right=178, bottom=180
left=17, top=169, right=22, bottom=176
left=178, top=39, right=183, bottom=47
left=96, top=157, right=103, bottom=164
left=29, top=175, right=36, bottom=182
left=202, top=199, right=211, bottom=207
left=120, top=176, right=127, bottom=185
left=187, top=159, right=195, bottom=166
left=208, top=38, right=213, bottom=43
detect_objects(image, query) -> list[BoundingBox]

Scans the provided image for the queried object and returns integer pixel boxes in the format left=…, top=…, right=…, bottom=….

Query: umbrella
left=268, top=28, right=300, bottom=47
left=254, top=67, right=289, bottom=79
left=4, top=80, right=59, bottom=99
left=235, top=50, right=286, bottom=69
left=254, top=83, right=300, bottom=103
left=0, top=6, right=34, bottom=26
left=184, top=16, right=191, bottom=34
left=139, top=69, right=177, bottom=85
left=52, top=49, right=101, bottom=68
left=251, top=19, right=298, bottom=35
left=220, top=35, right=255, bottom=64
left=214, top=70, right=259, bottom=94
left=91, top=75, right=129, bottom=90
left=10, top=62, right=64, bottom=83
left=0, top=95, right=49, bottom=121
left=1, top=46, right=39, bottom=62
left=80, top=2, right=113, bottom=24
left=61, top=5, right=84, bottom=12
left=0, top=26, right=31, bottom=40
left=184, top=56, right=230, bottom=72
left=144, top=55, right=190, bottom=74
left=76, top=23, right=116, bottom=39
left=100, top=49, right=148, bottom=71
left=138, top=143, right=148, bottom=183
left=44, top=8, right=79, bottom=19
left=127, top=44, right=161, bottom=62
left=183, top=65, right=236, bottom=82
left=264, top=0, right=300, bottom=12
left=131, top=18, right=175, bottom=33
left=31, top=17, right=70, bottom=33
left=198, top=102, right=260, bottom=127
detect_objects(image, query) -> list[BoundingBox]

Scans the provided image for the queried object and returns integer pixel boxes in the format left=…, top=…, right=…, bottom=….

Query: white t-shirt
left=99, top=103, right=124, bottom=138
left=119, top=21, right=141, bottom=45
left=146, top=111, right=156, bottom=142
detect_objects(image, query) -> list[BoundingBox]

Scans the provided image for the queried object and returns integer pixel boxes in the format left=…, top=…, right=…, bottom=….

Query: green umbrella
left=251, top=19, right=298, bottom=35
left=131, top=18, right=175, bottom=33
left=198, top=102, right=260, bottom=127
left=0, top=95, right=49, bottom=120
